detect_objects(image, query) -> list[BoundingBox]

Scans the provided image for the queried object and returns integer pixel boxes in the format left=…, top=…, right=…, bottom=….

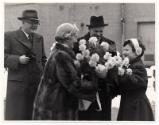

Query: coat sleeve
left=119, top=64, right=148, bottom=91
left=55, top=51, right=95, bottom=101
left=4, top=33, right=20, bottom=70
left=41, top=37, right=47, bottom=68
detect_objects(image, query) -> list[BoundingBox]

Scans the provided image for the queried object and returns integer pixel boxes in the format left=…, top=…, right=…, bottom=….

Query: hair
left=55, top=23, right=79, bottom=43
left=123, top=39, right=146, bottom=58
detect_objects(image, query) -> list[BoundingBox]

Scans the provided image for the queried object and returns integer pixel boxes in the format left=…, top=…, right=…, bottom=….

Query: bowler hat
left=86, top=16, right=108, bottom=28
left=18, top=10, right=39, bottom=23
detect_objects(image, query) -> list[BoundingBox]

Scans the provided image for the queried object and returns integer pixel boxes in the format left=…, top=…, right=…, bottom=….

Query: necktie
left=28, top=34, right=33, bottom=49
left=28, top=34, right=33, bottom=42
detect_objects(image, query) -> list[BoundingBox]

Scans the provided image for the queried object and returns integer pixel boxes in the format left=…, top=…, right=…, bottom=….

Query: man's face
left=23, top=20, right=39, bottom=33
left=89, top=27, right=104, bottom=39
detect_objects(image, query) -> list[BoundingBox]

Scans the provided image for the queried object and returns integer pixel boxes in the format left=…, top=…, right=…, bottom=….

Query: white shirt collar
left=21, top=28, right=29, bottom=39
left=63, top=43, right=70, bottom=48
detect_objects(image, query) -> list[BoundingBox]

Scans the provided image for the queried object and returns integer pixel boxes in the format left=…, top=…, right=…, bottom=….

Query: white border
left=3, top=0, right=157, bottom=3
left=0, top=0, right=158, bottom=125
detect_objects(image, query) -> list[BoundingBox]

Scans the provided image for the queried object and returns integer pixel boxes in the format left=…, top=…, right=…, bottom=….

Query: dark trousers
left=5, top=80, right=37, bottom=120
left=78, top=90, right=112, bottom=120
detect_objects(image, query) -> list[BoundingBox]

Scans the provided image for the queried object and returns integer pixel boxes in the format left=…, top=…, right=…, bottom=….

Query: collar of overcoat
left=14, top=28, right=40, bottom=50
left=130, top=56, right=142, bottom=64
left=55, top=43, right=76, bottom=60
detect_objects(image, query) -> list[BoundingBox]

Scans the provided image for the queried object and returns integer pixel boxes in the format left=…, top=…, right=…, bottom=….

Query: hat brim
left=86, top=24, right=108, bottom=28
left=18, top=17, right=39, bottom=21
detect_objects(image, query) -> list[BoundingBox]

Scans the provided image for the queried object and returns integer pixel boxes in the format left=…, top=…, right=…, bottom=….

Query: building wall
left=124, top=3, right=155, bottom=38
left=5, top=3, right=122, bottom=56
left=5, top=3, right=155, bottom=65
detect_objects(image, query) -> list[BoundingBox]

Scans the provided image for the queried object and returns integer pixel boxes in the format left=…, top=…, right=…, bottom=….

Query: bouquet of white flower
left=75, top=37, right=133, bottom=79
left=75, top=37, right=133, bottom=110
left=75, top=37, right=111, bottom=78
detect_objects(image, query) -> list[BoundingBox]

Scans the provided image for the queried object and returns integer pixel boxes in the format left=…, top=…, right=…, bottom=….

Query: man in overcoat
left=4, top=10, right=47, bottom=120
left=74, top=16, right=116, bottom=120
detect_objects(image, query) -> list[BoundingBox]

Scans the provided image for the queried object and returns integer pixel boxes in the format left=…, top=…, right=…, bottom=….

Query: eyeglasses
left=24, top=20, right=40, bottom=25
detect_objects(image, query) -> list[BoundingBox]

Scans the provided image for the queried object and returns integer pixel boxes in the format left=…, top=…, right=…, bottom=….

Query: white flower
left=96, top=64, right=106, bottom=72
left=118, top=67, right=125, bottom=76
left=90, top=53, right=100, bottom=62
left=104, top=62, right=109, bottom=69
left=89, top=37, right=98, bottom=43
left=76, top=53, right=84, bottom=61
left=89, top=60, right=97, bottom=67
left=103, top=52, right=111, bottom=60
left=115, top=55, right=122, bottom=67
left=74, top=60, right=80, bottom=68
left=126, top=68, right=133, bottom=75
left=116, top=51, right=121, bottom=57
left=107, top=57, right=116, bottom=69
left=95, top=64, right=107, bottom=78
left=122, top=57, right=129, bottom=67
left=88, top=37, right=98, bottom=47
left=79, top=39, right=86, bottom=45
left=105, top=62, right=112, bottom=69
left=100, top=42, right=109, bottom=52
left=82, top=49, right=90, bottom=58
left=79, top=44, right=86, bottom=52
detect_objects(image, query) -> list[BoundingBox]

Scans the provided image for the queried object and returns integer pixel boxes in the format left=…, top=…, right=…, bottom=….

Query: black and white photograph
left=0, top=0, right=157, bottom=123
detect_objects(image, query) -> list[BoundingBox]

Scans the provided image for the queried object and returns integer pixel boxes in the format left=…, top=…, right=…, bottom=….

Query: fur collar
left=55, top=43, right=75, bottom=59
left=130, top=57, right=142, bottom=65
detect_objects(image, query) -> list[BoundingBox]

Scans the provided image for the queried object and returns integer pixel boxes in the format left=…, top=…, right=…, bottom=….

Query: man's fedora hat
left=86, top=16, right=108, bottom=28
left=18, top=10, right=39, bottom=23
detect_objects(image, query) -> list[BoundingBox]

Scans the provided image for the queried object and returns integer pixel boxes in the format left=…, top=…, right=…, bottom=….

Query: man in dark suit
left=4, top=10, right=47, bottom=120
left=74, top=16, right=116, bottom=120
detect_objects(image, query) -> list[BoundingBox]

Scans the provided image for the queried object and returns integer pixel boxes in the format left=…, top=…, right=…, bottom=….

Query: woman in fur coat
left=117, top=38, right=154, bottom=121
left=32, top=23, right=97, bottom=120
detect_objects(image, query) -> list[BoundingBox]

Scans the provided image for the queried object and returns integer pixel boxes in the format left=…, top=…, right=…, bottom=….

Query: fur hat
left=55, top=23, right=79, bottom=41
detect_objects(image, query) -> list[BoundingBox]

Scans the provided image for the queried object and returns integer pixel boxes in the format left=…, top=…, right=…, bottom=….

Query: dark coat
left=74, top=33, right=116, bottom=120
left=4, top=28, right=47, bottom=120
left=117, top=58, right=154, bottom=121
left=33, top=43, right=97, bottom=120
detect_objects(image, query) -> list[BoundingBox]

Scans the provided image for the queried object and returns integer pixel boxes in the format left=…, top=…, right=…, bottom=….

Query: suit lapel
left=15, top=29, right=32, bottom=50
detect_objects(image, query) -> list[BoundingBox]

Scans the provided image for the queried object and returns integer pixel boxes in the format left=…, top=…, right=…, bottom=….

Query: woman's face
left=122, top=44, right=137, bottom=61
left=66, top=34, right=78, bottom=49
